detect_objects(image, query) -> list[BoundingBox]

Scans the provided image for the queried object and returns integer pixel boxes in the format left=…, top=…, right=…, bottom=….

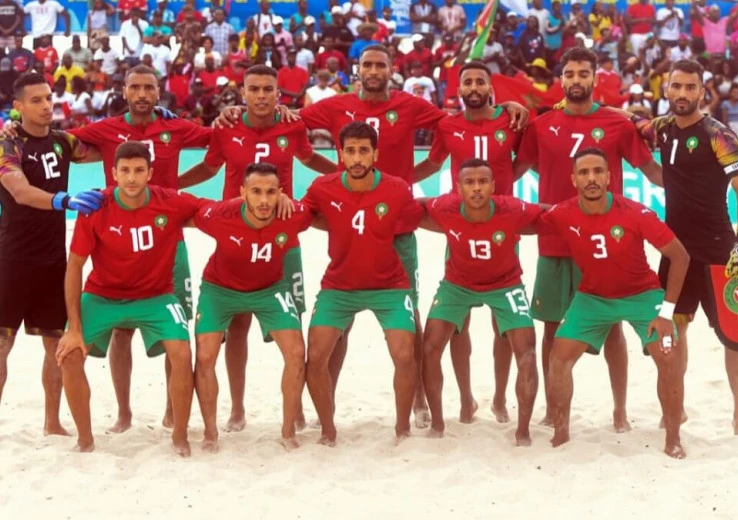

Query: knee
left=515, top=346, right=537, bottom=368
left=61, top=350, right=85, bottom=373
left=167, top=342, right=193, bottom=367
left=422, top=338, right=443, bottom=360
left=391, top=343, right=416, bottom=368
left=283, top=339, right=306, bottom=367
left=306, top=342, right=331, bottom=366
left=195, top=346, right=219, bottom=370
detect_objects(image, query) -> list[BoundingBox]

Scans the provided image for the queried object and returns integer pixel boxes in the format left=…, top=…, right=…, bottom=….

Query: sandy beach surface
left=1, top=226, right=737, bottom=519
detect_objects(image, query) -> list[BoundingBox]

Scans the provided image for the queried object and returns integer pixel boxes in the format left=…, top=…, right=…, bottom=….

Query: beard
left=461, top=92, right=490, bottom=109
left=361, top=76, right=387, bottom=92
left=347, top=164, right=372, bottom=179
left=564, top=84, right=593, bottom=103
left=669, top=97, right=700, bottom=116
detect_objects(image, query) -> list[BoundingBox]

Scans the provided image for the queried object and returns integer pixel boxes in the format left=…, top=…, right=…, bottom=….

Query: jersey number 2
left=255, top=143, right=270, bottom=163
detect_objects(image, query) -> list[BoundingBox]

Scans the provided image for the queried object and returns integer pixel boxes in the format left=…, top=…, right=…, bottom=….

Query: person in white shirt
left=344, top=0, right=367, bottom=36
left=669, top=34, right=693, bottom=61
left=120, top=8, right=149, bottom=63
left=93, top=36, right=121, bottom=75
left=528, top=0, right=550, bottom=36
left=140, top=33, right=171, bottom=78
left=305, top=69, right=338, bottom=106
left=378, top=7, right=397, bottom=36
left=24, top=0, right=70, bottom=45
left=294, top=34, right=315, bottom=74
left=252, top=0, right=276, bottom=38
left=403, top=61, right=436, bottom=105
left=656, top=0, right=683, bottom=46
left=438, top=0, right=466, bottom=34
left=272, top=16, right=293, bottom=65
left=201, top=0, right=224, bottom=24
left=193, top=36, right=223, bottom=70
left=482, top=29, right=504, bottom=75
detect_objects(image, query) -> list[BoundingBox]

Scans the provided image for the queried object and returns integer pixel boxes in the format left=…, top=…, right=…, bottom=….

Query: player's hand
left=52, top=190, right=105, bottom=215
left=154, top=106, right=178, bottom=120
left=0, top=120, right=20, bottom=139
left=56, top=330, right=88, bottom=366
left=501, top=101, right=529, bottom=131
left=726, top=243, right=738, bottom=279
left=648, top=316, right=675, bottom=354
left=276, top=104, right=300, bottom=123
left=276, top=193, right=294, bottom=219
left=214, top=105, right=244, bottom=129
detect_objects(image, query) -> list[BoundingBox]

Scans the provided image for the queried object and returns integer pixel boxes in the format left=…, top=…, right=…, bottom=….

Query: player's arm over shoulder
left=705, top=117, right=738, bottom=177
left=61, top=131, right=102, bottom=163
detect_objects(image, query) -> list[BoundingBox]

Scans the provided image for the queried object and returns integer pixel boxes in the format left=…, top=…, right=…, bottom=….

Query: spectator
left=501, top=12, right=524, bottom=43
left=404, top=34, right=433, bottom=77
left=403, top=61, right=436, bottom=105
left=194, top=36, right=223, bottom=70
left=315, top=37, right=348, bottom=72
left=64, top=35, right=93, bottom=70
left=183, top=77, right=215, bottom=123
left=255, top=32, right=282, bottom=68
left=529, top=58, right=553, bottom=91
left=225, top=33, right=248, bottom=67
left=240, top=25, right=260, bottom=62
left=654, top=84, right=670, bottom=116
left=34, top=34, right=58, bottom=73
left=438, top=0, right=466, bottom=35
left=205, top=8, right=235, bottom=56
left=32, top=60, right=55, bottom=89
left=303, top=16, right=319, bottom=51
left=9, top=34, right=35, bottom=73
left=168, top=62, right=192, bottom=107
left=273, top=17, right=294, bottom=64
left=85, top=59, right=108, bottom=92
left=0, top=57, right=15, bottom=108
left=93, top=36, right=120, bottom=75
left=120, top=9, right=149, bottom=65
left=528, top=0, right=549, bottom=37
left=625, top=0, right=655, bottom=56
left=212, top=75, right=241, bottom=112
left=50, top=77, right=72, bottom=126
left=410, top=0, right=438, bottom=38
left=54, top=53, right=85, bottom=91
left=594, top=26, right=619, bottom=64
left=104, top=73, right=127, bottom=116
left=669, top=33, right=692, bottom=61
left=622, top=83, right=652, bottom=116
left=24, top=0, right=70, bottom=47
left=721, top=83, right=738, bottom=133
left=344, top=0, right=367, bottom=36
left=176, top=0, right=203, bottom=24
left=87, top=0, right=114, bottom=52
left=595, top=54, right=622, bottom=93
left=140, top=32, right=171, bottom=79
left=568, top=0, right=588, bottom=34
left=150, top=0, right=175, bottom=29
left=305, top=69, right=338, bottom=106
left=197, top=55, right=222, bottom=90
left=503, top=31, right=524, bottom=70
left=177, top=6, right=204, bottom=55
left=434, top=33, right=457, bottom=102
left=117, top=0, right=147, bottom=22
left=378, top=7, right=397, bottom=39
left=482, top=28, right=505, bottom=74
left=294, top=33, right=315, bottom=74
left=69, top=76, right=93, bottom=127
left=715, top=60, right=736, bottom=97
left=656, top=0, right=683, bottom=47
left=157, top=76, right=177, bottom=111
left=323, top=10, right=355, bottom=55
left=145, top=10, right=174, bottom=43
left=589, top=2, right=612, bottom=40
left=695, top=6, right=732, bottom=57
left=290, top=0, right=310, bottom=35
left=326, top=56, right=349, bottom=91
left=278, top=49, right=309, bottom=107
left=545, top=1, right=567, bottom=63
left=366, top=10, right=389, bottom=43
left=320, top=1, right=340, bottom=31
left=201, top=0, right=226, bottom=25
left=689, top=0, right=709, bottom=54
left=701, top=71, right=720, bottom=116
left=519, top=16, right=546, bottom=64
left=348, top=23, right=378, bottom=63
left=252, top=0, right=277, bottom=38
left=0, top=0, right=22, bottom=53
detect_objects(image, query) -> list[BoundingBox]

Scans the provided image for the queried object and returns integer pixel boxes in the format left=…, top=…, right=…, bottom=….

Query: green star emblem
left=686, top=136, right=698, bottom=153
left=375, top=202, right=389, bottom=219
left=492, top=231, right=506, bottom=244
left=610, top=225, right=624, bottom=242
left=386, top=110, right=398, bottom=125
left=53, top=143, right=63, bottom=157
left=275, top=232, right=288, bottom=248
left=591, top=128, right=605, bottom=143
left=155, top=214, right=168, bottom=229
left=160, top=131, right=171, bottom=144
left=277, top=136, right=289, bottom=150
left=494, top=130, right=506, bottom=144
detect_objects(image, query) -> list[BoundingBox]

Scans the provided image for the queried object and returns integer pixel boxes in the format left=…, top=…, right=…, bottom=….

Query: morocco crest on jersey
left=707, top=263, right=738, bottom=349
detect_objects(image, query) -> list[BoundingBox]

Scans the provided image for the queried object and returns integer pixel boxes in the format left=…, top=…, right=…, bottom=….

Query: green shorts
left=195, top=280, right=301, bottom=339
left=173, top=240, right=193, bottom=320
left=394, top=232, right=419, bottom=310
left=283, top=246, right=305, bottom=314
left=309, top=289, right=416, bottom=333
left=428, top=280, right=534, bottom=335
left=555, top=289, right=669, bottom=354
left=81, top=293, right=190, bottom=358
left=531, top=256, right=581, bottom=323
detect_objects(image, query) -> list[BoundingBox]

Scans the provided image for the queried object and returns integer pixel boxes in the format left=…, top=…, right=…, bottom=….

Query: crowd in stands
left=4, top=0, right=738, bottom=144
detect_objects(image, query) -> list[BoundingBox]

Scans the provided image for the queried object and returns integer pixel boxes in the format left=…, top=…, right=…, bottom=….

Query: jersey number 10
left=131, top=226, right=154, bottom=252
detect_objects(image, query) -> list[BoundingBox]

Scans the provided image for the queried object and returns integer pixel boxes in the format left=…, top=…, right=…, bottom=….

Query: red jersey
left=69, top=113, right=212, bottom=189
left=198, top=69, right=221, bottom=90
left=314, top=50, right=347, bottom=72
left=627, top=3, right=656, bottom=34
left=34, top=46, right=58, bottom=73
left=194, top=199, right=313, bottom=292
left=403, top=48, right=434, bottom=77
left=536, top=194, right=674, bottom=299
left=204, top=114, right=313, bottom=199
left=428, top=107, right=521, bottom=195
left=278, top=66, right=310, bottom=106
left=301, top=171, right=423, bottom=291
left=427, top=194, right=545, bottom=291
left=70, top=186, right=205, bottom=300
left=434, top=44, right=457, bottom=83
left=516, top=105, right=652, bottom=257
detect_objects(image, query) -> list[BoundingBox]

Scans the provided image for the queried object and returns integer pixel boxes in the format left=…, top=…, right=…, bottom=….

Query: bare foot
left=490, top=402, right=510, bottom=424
left=427, top=427, right=444, bottom=438
left=539, top=414, right=554, bottom=427
left=201, top=438, right=219, bottom=453
left=550, top=429, right=570, bottom=447
left=460, top=400, right=479, bottom=424
left=162, top=413, right=174, bottom=430
left=107, top=415, right=132, bottom=434
left=225, top=414, right=246, bottom=433
left=173, top=438, right=192, bottom=458
left=318, top=434, right=336, bottom=447
left=72, top=439, right=95, bottom=453
left=395, top=429, right=411, bottom=446
left=44, top=424, right=71, bottom=437
left=280, top=436, right=300, bottom=451
left=664, top=441, right=686, bottom=459
left=659, top=411, right=688, bottom=429
left=613, top=410, right=632, bottom=433
left=515, top=428, right=532, bottom=447
left=414, top=407, right=431, bottom=429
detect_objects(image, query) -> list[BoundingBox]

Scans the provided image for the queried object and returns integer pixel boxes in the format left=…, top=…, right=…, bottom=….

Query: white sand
left=1, top=224, right=738, bottom=519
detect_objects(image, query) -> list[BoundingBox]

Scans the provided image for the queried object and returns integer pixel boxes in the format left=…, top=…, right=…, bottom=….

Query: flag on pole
left=468, top=0, right=529, bottom=61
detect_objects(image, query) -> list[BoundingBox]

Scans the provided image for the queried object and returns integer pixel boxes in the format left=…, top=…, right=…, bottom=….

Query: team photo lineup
left=4, top=42, right=738, bottom=462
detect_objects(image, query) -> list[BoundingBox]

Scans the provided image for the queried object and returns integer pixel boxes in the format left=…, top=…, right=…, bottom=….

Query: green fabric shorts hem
left=309, top=289, right=416, bottom=333
left=394, top=232, right=419, bottom=310
left=82, top=293, right=190, bottom=358
left=531, top=256, right=581, bottom=323
left=173, top=240, right=193, bottom=320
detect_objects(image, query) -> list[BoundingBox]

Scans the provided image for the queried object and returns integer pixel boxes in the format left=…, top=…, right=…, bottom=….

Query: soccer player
left=192, top=162, right=313, bottom=452
left=56, top=141, right=205, bottom=456
left=413, top=61, right=523, bottom=424
left=0, top=73, right=102, bottom=436
left=514, top=47, right=662, bottom=430
left=301, top=122, right=424, bottom=445
left=419, top=159, right=540, bottom=445
left=621, top=59, right=738, bottom=432
left=538, top=147, right=689, bottom=458
left=178, top=64, right=336, bottom=432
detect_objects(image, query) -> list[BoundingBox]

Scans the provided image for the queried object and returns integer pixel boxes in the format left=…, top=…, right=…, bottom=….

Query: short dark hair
left=126, top=64, right=158, bottom=80
left=201, top=35, right=214, bottom=46
left=339, top=121, right=378, bottom=149
left=459, top=158, right=493, bottom=177
left=560, top=47, right=598, bottom=72
left=13, top=72, right=49, bottom=98
left=360, top=44, right=392, bottom=62
left=115, top=141, right=152, bottom=168
left=245, top=64, right=278, bottom=79
left=573, top=146, right=608, bottom=167
left=243, top=162, right=279, bottom=183
left=670, top=59, right=704, bottom=84
left=459, top=61, right=490, bottom=79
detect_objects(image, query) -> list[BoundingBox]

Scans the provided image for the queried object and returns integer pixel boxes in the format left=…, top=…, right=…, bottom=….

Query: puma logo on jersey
left=27, top=153, right=38, bottom=162
left=330, top=201, right=343, bottom=212
left=118, top=134, right=131, bottom=142
left=204, top=207, right=213, bottom=218
left=453, top=131, right=465, bottom=141
left=449, top=230, right=462, bottom=241
left=232, top=136, right=245, bottom=147
left=549, top=126, right=561, bottom=136
left=345, top=110, right=356, bottom=120
left=109, top=225, right=123, bottom=236
left=229, top=236, right=244, bottom=247
left=569, top=226, right=581, bottom=237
